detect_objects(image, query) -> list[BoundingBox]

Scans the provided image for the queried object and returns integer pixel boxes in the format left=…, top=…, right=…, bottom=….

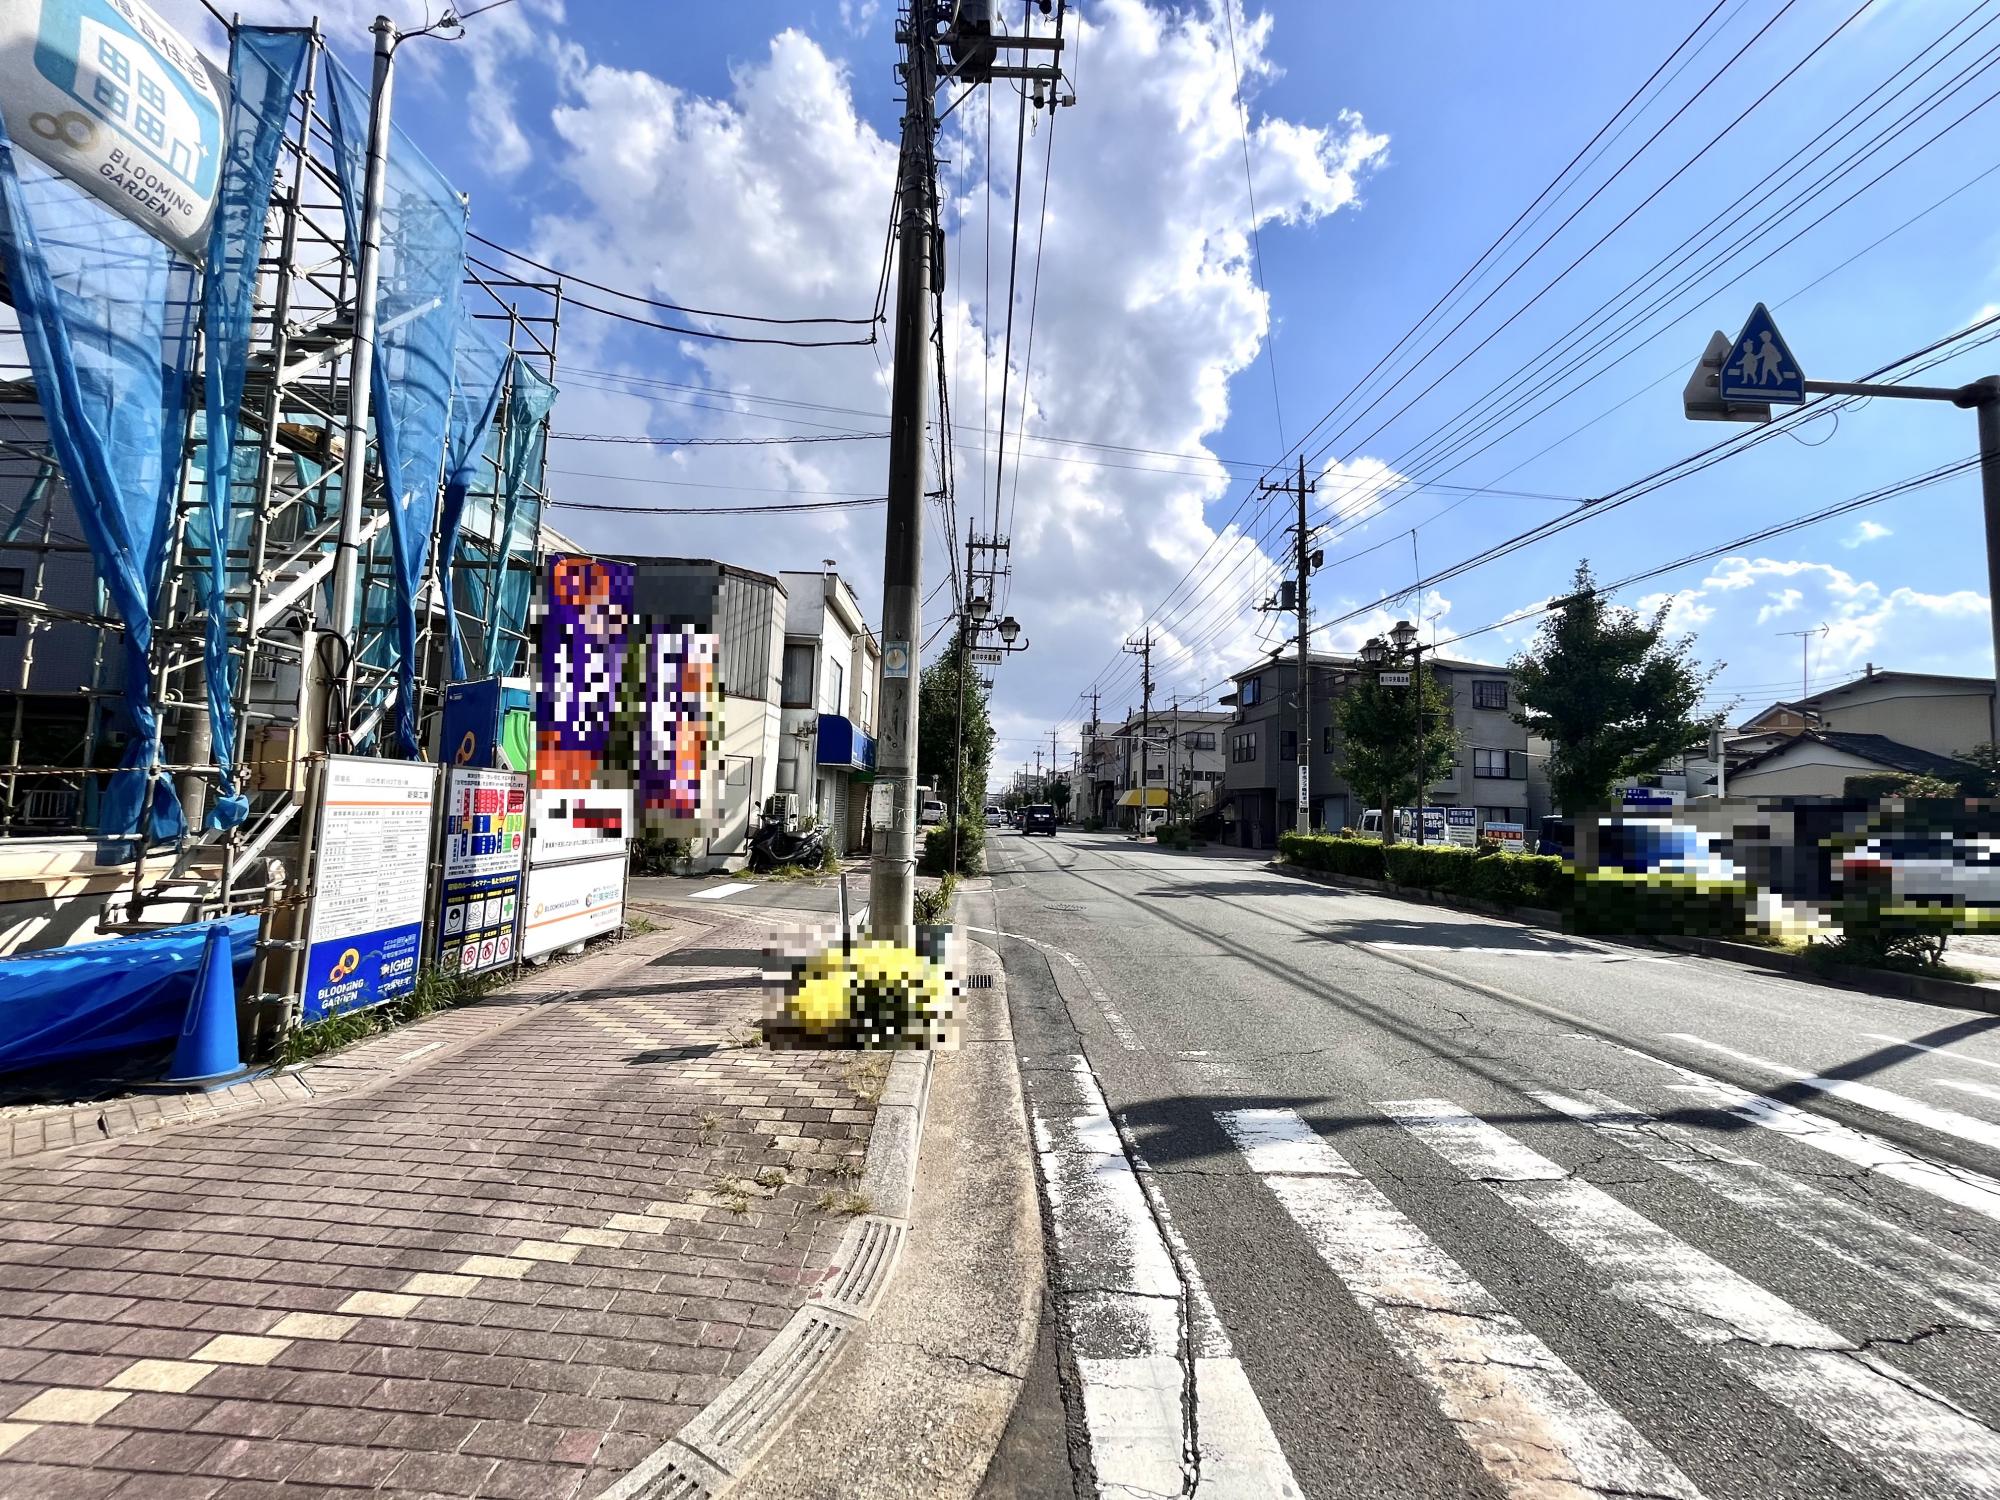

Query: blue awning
left=816, top=714, right=876, bottom=772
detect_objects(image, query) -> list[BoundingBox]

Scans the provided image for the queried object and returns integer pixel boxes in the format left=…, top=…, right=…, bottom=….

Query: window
left=0, top=568, right=20, bottom=637
left=1147, top=766, right=1164, bottom=780
left=1240, top=676, right=1262, bottom=707
left=1478, top=806, right=1525, bottom=826
left=1185, top=731, right=1216, bottom=751
left=1474, top=680, right=1509, bottom=710
left=1280, top=730, right=1298, bottom=762
left=1321, top=725, right=1337, bottom=755
left=781, top=643, right=815, bottom=706
left=1474, top=749, right=1526, bottom=779
left=1231, top=731, right=1258, bottom=764
left=824, top=658, right=845, bottom=714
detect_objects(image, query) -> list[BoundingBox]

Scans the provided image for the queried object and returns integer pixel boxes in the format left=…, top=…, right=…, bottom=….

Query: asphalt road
left=971, top=828, right=2000, bottom=1500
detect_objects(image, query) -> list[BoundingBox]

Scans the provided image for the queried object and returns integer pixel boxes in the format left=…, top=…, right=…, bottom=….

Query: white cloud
left=1841, top=518, right=1892, bottom=548
left=520, top=1, right=1386, bottom=742
left=1636, top=588, right=1715, bottom=635
left=838, top=0, right=881, bottom=34
left=1755, top=587, right=1802, bottom=624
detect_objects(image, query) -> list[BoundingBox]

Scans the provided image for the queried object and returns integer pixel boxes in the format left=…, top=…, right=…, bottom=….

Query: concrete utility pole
left=1124, top=631, right=1153, bottom=837
left=1259, top=459, right=1317, bottom=833
left=868, top=16, right=938, bottom=940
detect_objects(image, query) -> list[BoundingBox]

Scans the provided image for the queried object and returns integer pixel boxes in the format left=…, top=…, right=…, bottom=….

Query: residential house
left=1218, top=651, right=1529, bottom=848
left=776, top=569, right=880, bottom=854
left=1095, top=706, right=1228, bottom=828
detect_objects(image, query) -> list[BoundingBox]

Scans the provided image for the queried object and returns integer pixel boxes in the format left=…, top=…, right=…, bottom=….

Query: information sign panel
left=436, top=768, right=527, bottom=977
left=521, top=855, right=626, bottom=958
left=301, top=757, right=438, bottom=1022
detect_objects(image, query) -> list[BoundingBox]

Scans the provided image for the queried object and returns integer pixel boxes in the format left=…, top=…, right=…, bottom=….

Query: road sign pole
left=1976, top=379, right=2000, bottom=750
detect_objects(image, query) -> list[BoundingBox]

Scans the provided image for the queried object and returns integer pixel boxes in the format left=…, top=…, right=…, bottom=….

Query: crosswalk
left=1024, top=1033, right=2000, bottom=1499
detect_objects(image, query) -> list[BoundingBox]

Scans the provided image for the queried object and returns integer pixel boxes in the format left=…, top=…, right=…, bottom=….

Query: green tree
left=1335, top=662, right=1460, bottom=843
left=917, top=626, right=994, bottom=821
left=1050, top=777, right=1071, bottom=819
left=1511, top=562, right=1721, bottom=814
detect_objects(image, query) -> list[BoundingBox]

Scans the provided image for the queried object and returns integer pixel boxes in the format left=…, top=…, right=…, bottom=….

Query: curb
left=1650, top=933, right=2000, bottom=1014
left=600, top=977, right=947, bottom=1500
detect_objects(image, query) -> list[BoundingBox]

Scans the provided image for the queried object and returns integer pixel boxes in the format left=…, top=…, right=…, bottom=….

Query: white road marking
left=1863, top=1033, right=2000, bottom=1075
left=690, top=882, right=756, bottom=900
left=1218, top=1106, right=1703, bottom=1500
left=969, top=926, right=1140, bottom=1049
left=1366, top=941, right=1678, bottom=964
left=1567, top=1032, right=2000, bottom=1223
left=1535, top=1088, right=2000, bottom=1331
left=1664, top=1032, right=2000, bottom=1156
left=1029, top=1060, right=1298, bottom=1496
left=1940, top=1078, right=2000, bottom=1105
left=1388, top=1098, right=2000, bottom=1498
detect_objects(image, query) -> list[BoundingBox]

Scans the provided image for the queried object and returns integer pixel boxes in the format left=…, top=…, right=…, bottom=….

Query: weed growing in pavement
left=624, top=914, right=658, bottom=936
left=841, top=1053, right=892, bottom=1104
left=755, top=1167, right=789, bottom=1190
left=829, top=1153, right=866, bottom=1180
left=699, top=1112, right=723, bottom=1143
left=279, top=964, right=502, bottom=1066
left=815, top=1188, right=872, bottom=1216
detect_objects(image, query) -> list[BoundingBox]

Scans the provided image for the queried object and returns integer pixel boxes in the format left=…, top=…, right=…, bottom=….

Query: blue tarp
left=0, top=917, right=258, bottom=1076
left=195, top=27, right=311, bottom=832
left=439, top=310, right=510, bottom=681
left=0, top=111, right=199, bottom=842
left=323, top=56, right=467, bottom=759
left=484, top=356, right=556, bottom=677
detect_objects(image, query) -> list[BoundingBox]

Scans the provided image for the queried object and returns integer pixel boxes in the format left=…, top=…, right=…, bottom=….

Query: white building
left=777, top=570, right=881, bottom=855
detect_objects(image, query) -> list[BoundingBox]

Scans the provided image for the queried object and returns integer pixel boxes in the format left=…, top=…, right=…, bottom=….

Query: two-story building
left=1094, top=706, right=1230, bottom=828
left=776, top=569, right=880, bottom=854
left=1723, top=667, right=1993, bottom=798
left=1218, top=651, right=1530, bottom=849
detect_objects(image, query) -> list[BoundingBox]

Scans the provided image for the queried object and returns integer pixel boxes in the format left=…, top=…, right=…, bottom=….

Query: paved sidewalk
left=0, top=909, right=880, bottom=1500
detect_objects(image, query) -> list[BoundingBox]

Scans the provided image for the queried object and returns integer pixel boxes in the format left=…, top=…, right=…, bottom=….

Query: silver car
left=1839, top=834, right=2000, bottom=907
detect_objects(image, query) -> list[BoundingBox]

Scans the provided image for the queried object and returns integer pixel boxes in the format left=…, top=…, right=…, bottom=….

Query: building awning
left=1117, top=788, right=1169, bottom=808
left=815, top=714, right=876, bottom=773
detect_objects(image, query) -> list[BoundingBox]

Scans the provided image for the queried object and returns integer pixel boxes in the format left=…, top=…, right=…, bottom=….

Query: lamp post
left=1359, top=635, right=1392, bottom=842
left=1389, top=618, right=1428, bottom=846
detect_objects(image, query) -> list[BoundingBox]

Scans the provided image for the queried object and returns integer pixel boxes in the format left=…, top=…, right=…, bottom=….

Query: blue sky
left=172, top=0, right=2000, bottom=764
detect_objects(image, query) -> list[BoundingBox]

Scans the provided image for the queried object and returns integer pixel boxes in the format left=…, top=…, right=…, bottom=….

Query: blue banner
left=323, top=55, right=467, bottom=758
left=0, top=110, right=197, bottom=841
left=196, top=27, right=310, bottom=831
left=439, top=310, right=510, bottom=681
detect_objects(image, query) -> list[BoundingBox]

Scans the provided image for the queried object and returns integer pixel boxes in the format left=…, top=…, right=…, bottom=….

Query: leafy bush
left=920, top=822, right=983, bottom=875
left=1278, top=831, right=1387, bottom=880
left=631, top=829, right=690, bottom=876
left=1083, top=816, right=1104, bottom=832
left=1568, top=871, right=1751, bottom=937
left=913, top=871, right=958, bottom=926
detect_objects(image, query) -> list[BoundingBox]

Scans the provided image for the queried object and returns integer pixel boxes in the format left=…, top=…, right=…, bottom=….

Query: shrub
left=1083, top=816, right=1104, bottom=832
left=913, top=871, right=958, bottom=926
left=1568, top=871, right=1751, bottom=937
left=1278, top=831, right=1387, bottom=880
left=631, top=829, right=690, bottom=875
left=919, top=822, right=983, bottom=875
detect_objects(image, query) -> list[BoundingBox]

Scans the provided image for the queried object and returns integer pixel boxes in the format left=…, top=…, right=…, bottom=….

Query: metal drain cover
left=964, top=973, right=995, bottom=990
left=1046, top=903, right=1084, bottom=913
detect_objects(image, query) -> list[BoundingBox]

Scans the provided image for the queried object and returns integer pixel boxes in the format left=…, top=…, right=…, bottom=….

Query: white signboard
left=529, top=787, right=632, bottom=865
left=301, top=757, right=438, bottom=1022
left=521, top=854, right=626, bottom=958
left=1378, top=670, right=1412, bottom=687
left=0, top=0, right=228, bottom=259
left=1296, top=765, right=1310, bottom=810
left=1483, top=821, right=1526, bottom=851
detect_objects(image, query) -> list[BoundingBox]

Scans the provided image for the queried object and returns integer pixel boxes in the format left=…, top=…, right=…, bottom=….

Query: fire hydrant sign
left=436, top=768, right=527, bottom=977
left=301, top=757, right=438, bottom=1022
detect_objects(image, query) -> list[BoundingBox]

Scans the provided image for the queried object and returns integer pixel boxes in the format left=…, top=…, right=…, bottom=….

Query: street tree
left=917, top=627, right=994, bottom=823
left=1335, top=664, right=1460, bottom=843
left=1511, top=561, right=1721, bottom=813
left=1050, top=777, right=1071, bottom=819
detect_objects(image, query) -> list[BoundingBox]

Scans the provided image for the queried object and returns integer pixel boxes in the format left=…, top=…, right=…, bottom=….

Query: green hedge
left=1568, top=871, right=1751, bottom=937
left=1278, top=832, right=1387, bottom=880
left=920, top=822, right=984, bottom=875
left=1381, top=843, right=1568, bottom=910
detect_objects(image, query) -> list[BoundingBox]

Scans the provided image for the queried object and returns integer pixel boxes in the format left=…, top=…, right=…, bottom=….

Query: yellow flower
left=789, top=971, right=855, bottom=1030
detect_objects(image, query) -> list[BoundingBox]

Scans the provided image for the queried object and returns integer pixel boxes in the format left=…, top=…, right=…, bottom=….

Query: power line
left=1221, top=0, right=1283, bottom=447
left=549, top=430, right=884, bottom=447
left=548, top=495, right=885, bottom=516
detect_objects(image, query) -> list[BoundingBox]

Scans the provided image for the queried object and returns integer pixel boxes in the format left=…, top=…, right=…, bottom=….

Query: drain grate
left=964, top=973, right=994, bottom=990
left=1046, top=903, right=1085, bottom=913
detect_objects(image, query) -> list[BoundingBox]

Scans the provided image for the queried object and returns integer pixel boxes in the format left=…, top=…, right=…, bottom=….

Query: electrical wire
left=1221, top=0, right=1283, bottom=447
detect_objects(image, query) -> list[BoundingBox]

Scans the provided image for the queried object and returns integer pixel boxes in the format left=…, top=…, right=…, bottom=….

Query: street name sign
left=1718, top=302, right=1804, bottom=404
left=1379, top=669, right=1411, bottom=687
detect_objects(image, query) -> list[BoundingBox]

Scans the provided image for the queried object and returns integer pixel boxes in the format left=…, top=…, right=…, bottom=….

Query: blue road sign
left=1719, top=302, right=1804, bottom=404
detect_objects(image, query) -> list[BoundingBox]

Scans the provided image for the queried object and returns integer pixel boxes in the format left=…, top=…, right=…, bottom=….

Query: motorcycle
left=749, top=820, right=829, bottom=873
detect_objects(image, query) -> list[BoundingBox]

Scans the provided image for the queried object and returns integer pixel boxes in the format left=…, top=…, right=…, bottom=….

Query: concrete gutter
left=605, top=937, right=1036, bottom=1500
left=1267, top=858, right=2000, bottom=1014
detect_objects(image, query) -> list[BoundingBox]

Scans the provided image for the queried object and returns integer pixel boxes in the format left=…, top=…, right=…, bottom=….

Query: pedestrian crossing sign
left=1719, top=302, right=1804, bottom=404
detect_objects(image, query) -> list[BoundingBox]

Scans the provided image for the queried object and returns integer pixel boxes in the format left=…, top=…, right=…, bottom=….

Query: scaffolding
left=0, top=21, right=561, bottom=959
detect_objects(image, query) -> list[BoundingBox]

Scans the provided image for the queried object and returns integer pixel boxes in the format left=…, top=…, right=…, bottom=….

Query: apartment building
left=776, top=570, right=881, bottom=854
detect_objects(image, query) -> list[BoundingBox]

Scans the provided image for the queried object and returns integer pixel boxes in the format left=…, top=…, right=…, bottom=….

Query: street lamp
left=1359, top=636, right=1387, bottom=667
left=1387, top=619, right=1429, bottom=846
left=1390, top=618, right=1418, bottom=653
left=997, top=615, right=1021, bottom=645
left=969, top=594, right=990, bottom=621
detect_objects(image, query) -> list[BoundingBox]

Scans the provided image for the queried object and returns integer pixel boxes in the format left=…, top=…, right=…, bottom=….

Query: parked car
left=1536, top=817, right=1575, bottom=859
left=919, top=799, right=947, bottom=827
left=1839, top=834, right=2000, bottom=908
left=1023, top=804, right=1058, bottom=837
left=1588, top=819, right=1740, bottom=883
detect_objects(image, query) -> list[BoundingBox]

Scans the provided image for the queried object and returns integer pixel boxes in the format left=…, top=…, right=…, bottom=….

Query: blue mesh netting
left=323, top=54, right=467, bottom=759
left=195, top=26, right=310, bottom=831
left=486, top=355, right=555, bottom=677
left=439, top=308, right=509, bottom=681
left=0, top=114, right=198, bottom=842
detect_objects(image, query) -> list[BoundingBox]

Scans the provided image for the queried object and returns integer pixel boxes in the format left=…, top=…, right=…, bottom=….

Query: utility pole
left=1259, top=458, right=1318, bottom=834
left=1124, top=632, right=1153, bottom=837
left=1086, top=687, right=1101, bottom=822
left=869, top=14, right=938, bottom=940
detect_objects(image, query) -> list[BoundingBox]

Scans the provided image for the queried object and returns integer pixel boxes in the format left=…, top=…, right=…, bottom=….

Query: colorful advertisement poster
left=436, top=768, right=527, bottom=977
left=301, top=757, right=437, bottom=1022
left=521, top=854, right=626, bottom=958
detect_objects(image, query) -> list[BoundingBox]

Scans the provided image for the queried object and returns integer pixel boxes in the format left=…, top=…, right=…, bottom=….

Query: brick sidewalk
left=0, top=911, right=879, bottom=1499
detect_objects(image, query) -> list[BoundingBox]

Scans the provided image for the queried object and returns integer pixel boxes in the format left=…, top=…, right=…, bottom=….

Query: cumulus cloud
left=1690, top=555, right=1988, bottom=672
left=1841, top=518, right=1892, bottom=548
left=1755, top=587, right=1803, bottom=625
left=1635, top=588, right=1715, bottom=635
left=507, top=1, right=1385, bottom=754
